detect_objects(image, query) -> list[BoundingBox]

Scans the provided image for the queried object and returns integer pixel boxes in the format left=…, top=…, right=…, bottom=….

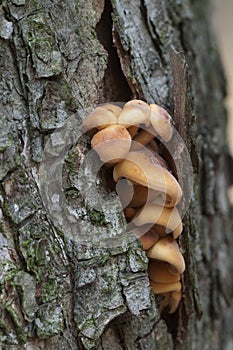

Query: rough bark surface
left=0, top=0, right=232, bottom=349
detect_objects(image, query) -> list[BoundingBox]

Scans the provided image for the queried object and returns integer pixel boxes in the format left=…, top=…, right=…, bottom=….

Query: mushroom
left=133, top=203, right=183, bottom=238
left=150, top=104, right=173, bottom=142
left=91, top=124, right=131, bottom=164
left=131, top=125, right=156, bottom=151
left=113, top=151, right=182, bottom=207
left=146, top=236, right=185, bottom=275
left=130, top=227, right=159, bottom=250
left=118, top=100, right=151, bottom=128
left=116, top=178, right=168, bottom=209
left=150, top=279, right=182, bottom=313
left=148, top=261, right=180, bottom=284
left=101, top=103, right=122, bottom=117
left=127, top=125, right=139, bottom=138
left=82, top=106, right=118, bottom=133
left=140, top=229, right=159, bottom=250
left=158, top=291, right=182, bottom=314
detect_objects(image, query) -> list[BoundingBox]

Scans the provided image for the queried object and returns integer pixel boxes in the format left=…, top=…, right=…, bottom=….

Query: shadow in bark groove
left=95, top=0, right=132, bottom=102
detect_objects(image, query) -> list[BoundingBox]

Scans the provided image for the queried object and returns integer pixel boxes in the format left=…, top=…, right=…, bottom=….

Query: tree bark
left=0, top=0, right=232, bottom=349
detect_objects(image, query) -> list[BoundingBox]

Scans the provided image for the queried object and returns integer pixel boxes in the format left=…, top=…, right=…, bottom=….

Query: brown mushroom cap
left=148, top=261, right=180, bottom=284
left=127, top=125, right=139, bottom=138
left=157, top=291, right=182, bottom=314
left=150, top=280, right=181, bottom=294
left=118, top=100, right=151, bottom=128
left=113, top=151, right=182, bottom=207
left=139, top=230, right=159, bottom=250
left=91, top=124, right=131, bottom=163
left=150, top=104, right=173, bottom=142
left=146, top=236, right=185, bottom=274
left=131, top=125, right=156, bottom=151
left=133, top=203, right=183, bottom=238
left=82, top=106, right=118, bottom=133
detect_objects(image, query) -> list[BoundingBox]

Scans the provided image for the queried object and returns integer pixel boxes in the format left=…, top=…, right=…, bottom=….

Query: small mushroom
left=158, top=291, right=182, bottom=314
left=131, top=125, right=156, bottom=151
left=113, top=151, right=182, bottom=207
left=146, top=236, right=185, bottom=275
left=133, top=203, right=183, bottom=238
left=150, top=279, right=181, bottom=294
left=127, top=125, right=139, bottom=138
left=82, top=106, right=118, bottom=133
left=91, top=124, right=131, bottom=164
left=130, top=227, right=159, bottom=250
left=150, top=104, right=173, bottom=142
left=140, top=229, right=159, bottom=250
left=118, top=100, right=151, bottom=128
left=148, top=261, right=180, bottom=284
left=101, top=103, right=122, bottom=117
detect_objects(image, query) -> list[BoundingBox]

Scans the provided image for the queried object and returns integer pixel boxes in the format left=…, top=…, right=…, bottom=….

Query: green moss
left=87, top=208, right=107, bottom=226
left=5, top=304, right=26, bottom=343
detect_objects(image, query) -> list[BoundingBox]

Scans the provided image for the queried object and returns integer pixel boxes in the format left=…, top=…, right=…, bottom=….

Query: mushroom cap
left=118, top=100, right=151, bottom=128
left=133, top=203, right=183, bottom=237
left=116, top=179, right=168, bottom=208
left=148, top=261, right=180, bottom=283
left=158, top=291, right=182, bottom=314
left=146, top=236, right=185, bottom=274
left=101, top=103, right=122, bottom=117
left=113, top=151, right=182, bottom=207
left=91, top=124, right=131, bottom=163
left=82, top=106, right=118, bottom=133
left=150, top=104, right=173, bottom=142
left=150, top=280, right=181, bottom=294
left=131, top=125, right=156, bottom=151
left=139, top=229, right=159, bottom=250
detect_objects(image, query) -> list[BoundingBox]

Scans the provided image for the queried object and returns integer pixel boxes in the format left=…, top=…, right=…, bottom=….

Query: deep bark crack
left=95, top=0, right=132, bottom=102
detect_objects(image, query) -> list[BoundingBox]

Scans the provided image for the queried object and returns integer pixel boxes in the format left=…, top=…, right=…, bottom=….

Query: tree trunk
left=0, top=0, right=232, bottom=349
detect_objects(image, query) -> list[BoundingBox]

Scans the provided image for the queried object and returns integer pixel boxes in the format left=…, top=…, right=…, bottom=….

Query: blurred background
left=213, top=0, right=233, bottom=204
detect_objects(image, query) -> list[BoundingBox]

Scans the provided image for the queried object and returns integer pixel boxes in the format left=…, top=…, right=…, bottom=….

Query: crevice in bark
left=95, top=0, right=132, bottom=102
left=139, top=0, right=166, bottom=67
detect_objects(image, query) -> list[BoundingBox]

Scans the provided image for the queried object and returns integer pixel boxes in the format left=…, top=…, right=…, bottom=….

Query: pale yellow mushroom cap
left=150, top=104, right=173, bottom=142
left=113, top=151, right=182, bottom=207
left=133, top=203, right=183, bottom=237
left=82, top=106, right=118, bottom=133
left=91, top=124, right=131, bottom=163
left=146, top=236, right=185, bottom=274
left=101, top=103, right=122, bottom=117
left=118, top=100, right=151, bottom=128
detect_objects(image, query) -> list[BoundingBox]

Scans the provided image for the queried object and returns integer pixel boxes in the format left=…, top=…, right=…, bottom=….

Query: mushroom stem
left=131, top=125, right=156, bottom=151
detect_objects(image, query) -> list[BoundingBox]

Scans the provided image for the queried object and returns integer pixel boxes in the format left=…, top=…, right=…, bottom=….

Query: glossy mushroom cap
left=146, top=236, right=185, bottom=275
left=148, top=261, right=180, bottom=283
left=150, top=104, right=173, bottom=142
left=113, top=151, right=182, bottom=207
left=133, top=203, right=183, bottom=238
left=91, top=124, right=131, bottom=164
left=131, top=125, right=156, bottom=151
left=82, top=106, right=118, bottom=133
left=118, top=100, right=151, bottom=128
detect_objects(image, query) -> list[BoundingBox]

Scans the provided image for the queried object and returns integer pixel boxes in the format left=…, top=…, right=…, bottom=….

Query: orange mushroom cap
left=113, top=151, right=182, bottom=207
left=146, top=236, right=185, bottom=275
left=91, top=124, right=131, bottom=164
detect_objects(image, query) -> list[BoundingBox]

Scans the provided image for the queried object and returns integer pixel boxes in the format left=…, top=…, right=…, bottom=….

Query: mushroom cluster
left=82, top=100, right=185, bottom=314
